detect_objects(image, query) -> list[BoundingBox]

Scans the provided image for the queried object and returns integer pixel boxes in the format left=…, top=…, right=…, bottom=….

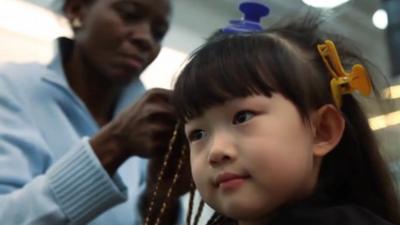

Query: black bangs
left=172, top=31, right=324, bottom=122
left=173, top=33, right=286, bottom=121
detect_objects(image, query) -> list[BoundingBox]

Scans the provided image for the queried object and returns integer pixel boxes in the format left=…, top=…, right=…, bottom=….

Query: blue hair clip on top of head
left=222, top=1, right=270, bottom=33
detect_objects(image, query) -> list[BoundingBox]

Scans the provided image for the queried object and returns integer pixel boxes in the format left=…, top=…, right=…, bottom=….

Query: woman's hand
left=90, top=88, right=177, bottom=175
left=91, top=88, right=192, bottom=224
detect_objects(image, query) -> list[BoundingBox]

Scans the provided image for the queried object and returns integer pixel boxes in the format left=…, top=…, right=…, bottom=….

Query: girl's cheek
left=190, top=154, right=200, bottom=178
left=191, top=155, right=206, bottom=181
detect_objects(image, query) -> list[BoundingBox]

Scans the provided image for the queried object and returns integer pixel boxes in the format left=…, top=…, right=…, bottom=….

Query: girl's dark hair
left=172, top=15, right=400, bottom=224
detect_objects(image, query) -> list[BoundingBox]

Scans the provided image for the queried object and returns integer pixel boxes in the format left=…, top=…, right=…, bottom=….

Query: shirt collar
left=43, top=37, right=73, bottom=88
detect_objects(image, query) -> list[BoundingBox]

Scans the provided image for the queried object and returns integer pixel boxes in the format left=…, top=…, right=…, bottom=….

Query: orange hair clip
left=317, top=40, right=372, bottom=107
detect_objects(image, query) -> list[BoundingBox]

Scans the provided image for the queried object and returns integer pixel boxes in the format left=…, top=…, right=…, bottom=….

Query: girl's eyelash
left=232, top=110, right=256, bottom=124
left=186, top=109, right=258, bottom=141
left=187, top=129, right=206, bottom=142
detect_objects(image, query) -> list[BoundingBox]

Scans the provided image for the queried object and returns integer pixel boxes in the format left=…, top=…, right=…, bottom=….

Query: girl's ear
left=311, top=104, right=345, bottom=157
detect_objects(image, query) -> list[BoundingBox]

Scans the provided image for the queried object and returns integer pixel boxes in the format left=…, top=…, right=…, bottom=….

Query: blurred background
left=0, top=0, right=399, bottom=222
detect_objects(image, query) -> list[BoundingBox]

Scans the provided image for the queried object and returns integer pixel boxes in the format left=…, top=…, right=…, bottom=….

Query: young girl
left=171, top=6, right=400, bottom=225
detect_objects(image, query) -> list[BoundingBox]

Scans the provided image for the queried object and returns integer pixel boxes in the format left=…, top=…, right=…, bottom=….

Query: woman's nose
left=129, top=20, right=154, bottom=51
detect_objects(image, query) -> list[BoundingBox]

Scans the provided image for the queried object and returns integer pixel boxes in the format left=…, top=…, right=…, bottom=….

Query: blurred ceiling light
left=383, top=85, right=400, bottom=99
left=302, top=0, right=350, bottom=8
left=372, top=9, right=388, bottom=30
left=0, top=0, right=70, bottom=41
left=369, top=110, right=400, bottom=131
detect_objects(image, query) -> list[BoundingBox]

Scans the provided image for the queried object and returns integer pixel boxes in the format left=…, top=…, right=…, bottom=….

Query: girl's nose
left=207, top=132, right=237, bottom=166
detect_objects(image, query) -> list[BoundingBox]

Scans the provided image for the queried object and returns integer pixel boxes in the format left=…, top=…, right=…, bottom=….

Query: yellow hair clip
left=317, top=40, right=372, bottom=108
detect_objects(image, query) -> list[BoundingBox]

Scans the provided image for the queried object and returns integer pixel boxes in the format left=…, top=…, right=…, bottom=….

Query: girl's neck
left=64, top=47, right=122, bottom=127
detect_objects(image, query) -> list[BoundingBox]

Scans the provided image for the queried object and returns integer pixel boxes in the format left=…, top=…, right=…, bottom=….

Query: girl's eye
left=233, top=111, right=255, bottom=124
left=187, top=130, right=207, bottom=142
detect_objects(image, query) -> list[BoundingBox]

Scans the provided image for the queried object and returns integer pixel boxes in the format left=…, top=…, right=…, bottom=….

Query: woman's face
left=68, top=0, right=171, bottom=84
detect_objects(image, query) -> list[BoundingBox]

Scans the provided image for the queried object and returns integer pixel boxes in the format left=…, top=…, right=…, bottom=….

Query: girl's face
left=185, top=94, right=321, bottom=225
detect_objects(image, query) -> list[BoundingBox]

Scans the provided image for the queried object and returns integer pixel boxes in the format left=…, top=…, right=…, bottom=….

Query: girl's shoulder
left=270, top=204, right=394, bottom=225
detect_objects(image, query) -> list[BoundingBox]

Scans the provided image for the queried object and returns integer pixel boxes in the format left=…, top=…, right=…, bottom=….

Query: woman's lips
left=119, top=53, right=145, bottom=71
left=125, top=58, right=144, bottom=70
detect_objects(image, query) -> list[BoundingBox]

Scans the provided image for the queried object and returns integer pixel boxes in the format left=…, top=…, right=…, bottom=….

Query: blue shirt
left=0, top=38, right=153, bottom=225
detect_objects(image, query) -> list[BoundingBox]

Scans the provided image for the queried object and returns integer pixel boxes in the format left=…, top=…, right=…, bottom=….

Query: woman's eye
left=187, top=130, right=207, bottom=142
left=233, top=111, right=254, bottom=124
left=114, top=3, right=141, bottom=22
left=119, top=10, right=141, bottom=22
